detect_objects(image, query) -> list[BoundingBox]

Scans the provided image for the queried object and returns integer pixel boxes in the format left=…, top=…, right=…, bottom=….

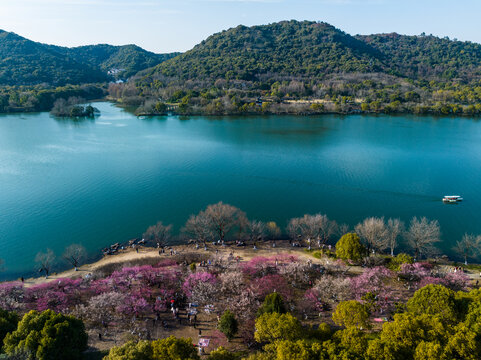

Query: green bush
left=218, top=310, right=238, bottom=341
left=103, top=340, right=153, bottom=360
left=0, top=308, right=19, bottom=351
left=105, top=337, right=199, bottom=360
left=257, top=292, right=286, bottom=317
left=332, top=300, right=370, bottom=329
left=406, top=284, right=458, bottom=322
left=207, top=347, right=238, bottom=360
left=254, top=312, right=303, bottom=343
left=388, top=253, right=414, bottom=271
left=3, top=309, right=87, bottom=360
left=335, top=233, right=367, bottom=263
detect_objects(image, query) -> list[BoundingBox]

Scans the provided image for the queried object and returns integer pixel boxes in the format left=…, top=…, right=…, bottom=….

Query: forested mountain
left=0, top=30, right=107, bottom=85
left=124, top=20, right=481, bottom=117
left=55, top=44, right=179, bottom=79
left=147, top=20, right=481, bottom=83
left=149, top=21, right=386, bottom=81
left=0, top=30, right=177, bottom=86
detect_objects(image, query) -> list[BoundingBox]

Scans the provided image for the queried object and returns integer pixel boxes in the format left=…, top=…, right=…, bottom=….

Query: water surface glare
left=1, top=102, right=480, bottom=278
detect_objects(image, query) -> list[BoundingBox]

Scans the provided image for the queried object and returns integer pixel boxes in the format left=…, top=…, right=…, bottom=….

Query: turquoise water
left=1, top=102, right=481, bottom=278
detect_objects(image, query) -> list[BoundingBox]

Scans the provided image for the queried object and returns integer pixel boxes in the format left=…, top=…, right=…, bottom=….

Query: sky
left=0, top=0, right=480, bottom=53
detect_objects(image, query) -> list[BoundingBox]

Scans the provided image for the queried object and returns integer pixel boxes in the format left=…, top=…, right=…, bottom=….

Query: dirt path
left=22, top=242, right=479, bottom=287
left=22, top=241, right=325, bottom=287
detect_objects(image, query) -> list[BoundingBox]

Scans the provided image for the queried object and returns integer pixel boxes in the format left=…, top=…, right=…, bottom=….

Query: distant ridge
left=0, top=30, right=178, bottom=85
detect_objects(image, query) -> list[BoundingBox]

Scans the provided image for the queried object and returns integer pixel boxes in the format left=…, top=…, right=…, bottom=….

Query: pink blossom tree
left=350, top=266, right=396, bottom=312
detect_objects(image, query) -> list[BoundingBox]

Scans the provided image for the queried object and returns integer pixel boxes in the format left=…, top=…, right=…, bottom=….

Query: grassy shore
left=23, top=241, right=318, bottom=287
left=23, top=240, right=481, bottom=287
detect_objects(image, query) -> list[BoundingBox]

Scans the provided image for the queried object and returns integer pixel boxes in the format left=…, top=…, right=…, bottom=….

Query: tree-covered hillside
left=357, top=33, right=481, bottom=81
left=0, top=30, right=177, bottom=86
left=0, top=30, right=107, bottom=86
left=149, top=20, right=386, bottom=81
left=123, top=20, right=481, bottom=116
left=147, top=20, right=481, bottom=83
left=56, top=44, right=180, bottom=79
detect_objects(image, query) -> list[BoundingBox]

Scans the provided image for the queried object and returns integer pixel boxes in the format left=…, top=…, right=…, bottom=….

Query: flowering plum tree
left=250, top=274, right=293, bottom=302
left=350, top=267, right=395, bottom=312
left=240, top=254, right=298, bottom=278
left=182, top=271, right=217, bottom=297
left=309, top=275, right=352, bottom=305
left=0, top=282, right=25, bottom=311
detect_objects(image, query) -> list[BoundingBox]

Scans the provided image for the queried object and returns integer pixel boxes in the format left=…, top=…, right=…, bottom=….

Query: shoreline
left=16, top=241, right=481, bottom=288
left=20, top=241, right=308, bottom=287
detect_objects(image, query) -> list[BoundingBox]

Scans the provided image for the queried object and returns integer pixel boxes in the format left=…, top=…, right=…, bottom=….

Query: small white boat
left=443, top=195, right=463, bottom=203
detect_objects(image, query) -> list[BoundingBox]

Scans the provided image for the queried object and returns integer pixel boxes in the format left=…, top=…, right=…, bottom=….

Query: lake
left=1, top=102, right=480, bottom=279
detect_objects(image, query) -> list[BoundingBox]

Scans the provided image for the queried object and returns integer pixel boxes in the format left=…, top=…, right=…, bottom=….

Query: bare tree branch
left=406, top=216, right=440, bottom=260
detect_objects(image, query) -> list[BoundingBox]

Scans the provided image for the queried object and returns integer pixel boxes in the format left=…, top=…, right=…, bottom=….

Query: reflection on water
left=0, top=102, right=481, bottom=279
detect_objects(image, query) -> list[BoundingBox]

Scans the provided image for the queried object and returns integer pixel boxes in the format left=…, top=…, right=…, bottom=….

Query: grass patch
left=305, top=249, right=336, bottom=259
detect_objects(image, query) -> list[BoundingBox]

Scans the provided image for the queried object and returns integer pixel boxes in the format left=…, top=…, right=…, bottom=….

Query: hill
left=0, top=30, right=177, bottom=85
left=357, top=33, right=481, bottom=81
left=124, top=20, right=481, bottom=116
left=150, top=20, right=386, bottom=81
left=0, top=30, right=107, bottom=85
left=146, top=20, right=481, bottom=83
left=56, top=44, right=180, bottom=79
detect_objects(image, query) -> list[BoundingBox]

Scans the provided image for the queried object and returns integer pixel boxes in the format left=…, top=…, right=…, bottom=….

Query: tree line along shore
left=1, top=202, right=481, bottom=359
left=11, top=201, right=480, bottom=281
left=3, top=21, right=481, bottom=117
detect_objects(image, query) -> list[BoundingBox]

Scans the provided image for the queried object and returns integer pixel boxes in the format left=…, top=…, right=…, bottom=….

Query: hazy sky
left=1, top=0, right=480, bottom=53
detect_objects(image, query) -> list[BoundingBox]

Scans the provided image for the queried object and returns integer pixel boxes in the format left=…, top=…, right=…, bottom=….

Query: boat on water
left=443, top=195, right=463, bottom=203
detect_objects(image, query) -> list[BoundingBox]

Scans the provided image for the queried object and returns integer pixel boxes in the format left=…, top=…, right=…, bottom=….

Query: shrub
left=406, top=284, right=458, bottom=322
left=151, top=336, right=199, bottom=359
left=3, top=309, right=88, bottom=360
left=332, top=300, right=370, bottom=329
left=207, top=347, right=238, bottom=360
left=0, top=308, right=19, bottom=348
left=254, top=312, right=302, bottom=343
left=335, top=233, right=366, bottom=263
left=257, top=292, right=286, bottom=317
left=388, top=253, right=414, bottom=271
left=105, top=337, right=199, bottom=360
left=218, top=310, right=238, bottom=341
left=103, top=340, right=153, bottom=360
